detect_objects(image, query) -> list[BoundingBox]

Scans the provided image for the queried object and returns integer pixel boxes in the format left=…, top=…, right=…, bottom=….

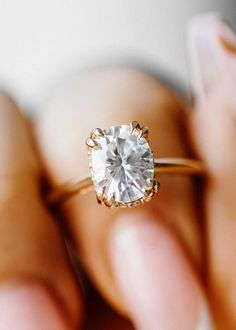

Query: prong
left=144, top=188, right=155, bottom=199
left=145, top=178, right=160, bottom=199
left=86, top=137, right=102, bottom=150
left=96, top=194, right=102, bottom=204
left=140, top=126, right=149, bottom=139
left=130, top=121, right=149, bottom=139
left=91, top=128, right=105, bottom=139
left=97, top=188, right=115, bottom=207
left=130, top=121, right=141, bottom=134
left=153, top=179, right=160, bottom=192
left=96, top=186, right=106, bottom=202
left=103, top=193, right=116, bottom=207
left=146, top=178, right=159, bottom=187
left=155, top=181, right=160, bottom=192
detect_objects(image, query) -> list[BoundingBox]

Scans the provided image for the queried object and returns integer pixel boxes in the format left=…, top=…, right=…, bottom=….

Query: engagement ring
left=48, top=121, right=204, bottom=208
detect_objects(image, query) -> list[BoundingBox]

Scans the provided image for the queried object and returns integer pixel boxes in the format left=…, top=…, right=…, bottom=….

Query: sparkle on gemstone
left=89, top=125, right=155, bottom=205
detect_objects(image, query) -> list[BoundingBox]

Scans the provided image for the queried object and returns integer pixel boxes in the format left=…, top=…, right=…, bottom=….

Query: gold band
left=47, top=157, right=204, bottom=205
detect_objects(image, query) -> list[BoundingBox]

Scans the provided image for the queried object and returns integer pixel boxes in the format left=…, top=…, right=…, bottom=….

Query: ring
left=47, top=121, right=204, bottom=208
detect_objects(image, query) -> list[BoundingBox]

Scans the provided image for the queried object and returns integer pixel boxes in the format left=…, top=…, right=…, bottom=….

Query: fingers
left=0, top=94, right=81, bottom=329
left=36, top=68, right=211, bottom=329
left=188, top=14, right=236, bottom=328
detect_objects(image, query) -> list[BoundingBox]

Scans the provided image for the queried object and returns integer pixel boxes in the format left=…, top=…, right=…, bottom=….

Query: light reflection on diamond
left=89, top=125, right=155, bottom=204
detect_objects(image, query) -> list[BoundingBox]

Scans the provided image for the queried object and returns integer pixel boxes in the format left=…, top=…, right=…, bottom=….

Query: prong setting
left=91, top=128, right=105, bottom=138
left=144, top=178, right=160, bottom=200
left=141, top=126, right=149, bottom=138
left=86, top=137, right=101, bottom=150
left=88, top=123, right=157, bottom=208
left=103, top=193, right=116, bottom=207
left=130, top=121, right=149, bottom=139
left=86, top=127, right=105, bottom=149
left=130, top=121, right=141, bottom=133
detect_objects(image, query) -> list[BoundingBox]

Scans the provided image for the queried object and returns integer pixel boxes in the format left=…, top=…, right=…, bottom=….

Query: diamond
left=89, top=124, right=155, bottom=206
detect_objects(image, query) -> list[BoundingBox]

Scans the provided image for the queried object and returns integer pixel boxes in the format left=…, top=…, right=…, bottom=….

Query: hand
left=0, top=13, right=235, bottom=330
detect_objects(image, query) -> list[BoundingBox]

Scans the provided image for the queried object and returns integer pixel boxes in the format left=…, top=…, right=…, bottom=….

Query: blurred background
left=0, top=0, right=235, bottom=110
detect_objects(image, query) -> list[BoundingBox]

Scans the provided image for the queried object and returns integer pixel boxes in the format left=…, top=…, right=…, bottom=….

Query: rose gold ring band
left=47, top=157, right=204, bottom=205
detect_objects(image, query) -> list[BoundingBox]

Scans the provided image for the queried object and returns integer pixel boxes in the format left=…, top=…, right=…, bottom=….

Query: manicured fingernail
left=0, top=284, right=68, bottom=330
left=109, top=215, right=213, bottom=330
left=187, top=13, right=236, bottom=105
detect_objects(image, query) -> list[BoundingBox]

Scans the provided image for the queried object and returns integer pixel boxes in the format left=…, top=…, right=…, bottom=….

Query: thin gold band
left=47, top=157, right=204, bottom=205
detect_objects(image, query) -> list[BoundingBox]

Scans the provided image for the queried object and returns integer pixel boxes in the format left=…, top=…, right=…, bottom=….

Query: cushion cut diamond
left=89, top=125, right=155, bottom=205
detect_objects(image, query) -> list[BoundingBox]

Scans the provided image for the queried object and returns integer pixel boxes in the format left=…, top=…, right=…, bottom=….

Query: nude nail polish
left=109, top=215, right=213, bottom=330
left=188, top=13, right=236, bottom=106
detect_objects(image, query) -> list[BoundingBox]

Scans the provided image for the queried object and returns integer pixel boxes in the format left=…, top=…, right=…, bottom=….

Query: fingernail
left=0, top=284, right=69, bottom=330
left=187, top=13, right=236, bottom=105
left=109, top=215, right=213, bottom=330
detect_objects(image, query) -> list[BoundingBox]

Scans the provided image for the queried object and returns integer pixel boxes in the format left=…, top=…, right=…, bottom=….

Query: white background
left=0, top=0, right=235, bottom=110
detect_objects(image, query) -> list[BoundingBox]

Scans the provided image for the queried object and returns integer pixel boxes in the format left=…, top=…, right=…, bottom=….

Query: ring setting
left=47, top=121, right=204, bottom=208
left=87, top=121, right=159, bottom=208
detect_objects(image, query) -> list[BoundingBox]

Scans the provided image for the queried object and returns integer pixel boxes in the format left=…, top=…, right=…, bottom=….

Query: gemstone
left=89, top=124, right=155, bottom=205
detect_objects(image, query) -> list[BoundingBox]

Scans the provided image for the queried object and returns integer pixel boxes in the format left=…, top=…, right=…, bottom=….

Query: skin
left=0, top=14, right=236, bottom=329
left=36, top=69, right=201, bottom=315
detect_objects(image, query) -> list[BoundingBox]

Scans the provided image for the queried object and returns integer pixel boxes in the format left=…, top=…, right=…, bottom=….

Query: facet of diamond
left=88, top=124, right=155, bottom=206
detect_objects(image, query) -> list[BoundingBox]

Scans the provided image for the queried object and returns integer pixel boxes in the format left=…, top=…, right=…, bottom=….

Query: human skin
left=0, top=14, right=235, bottom=330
